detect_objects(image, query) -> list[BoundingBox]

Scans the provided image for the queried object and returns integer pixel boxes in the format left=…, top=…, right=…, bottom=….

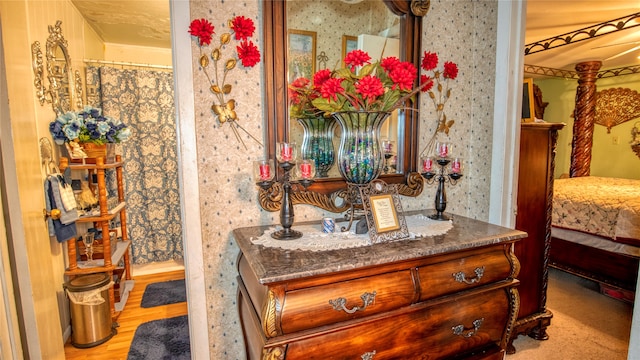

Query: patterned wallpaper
left=188, top=0, right=498, bottom=358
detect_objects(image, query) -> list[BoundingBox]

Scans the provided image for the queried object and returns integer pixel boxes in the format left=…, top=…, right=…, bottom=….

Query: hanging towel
left=57, top=175, right=78, bottom=211
left=45, top=176, right=78, bottom=243
left=48, top=175, right=78, bottom=225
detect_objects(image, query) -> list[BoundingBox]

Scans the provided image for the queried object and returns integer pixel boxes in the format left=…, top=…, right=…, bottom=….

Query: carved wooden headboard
left=570, top=61, right=640, bottom=176
left=595, top=88, right=640, bottom=133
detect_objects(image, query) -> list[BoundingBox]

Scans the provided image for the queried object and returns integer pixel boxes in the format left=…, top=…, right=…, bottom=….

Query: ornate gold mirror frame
left=261, top=0, right=428, bottom=213
left=32, top=20, right=83, bottom=116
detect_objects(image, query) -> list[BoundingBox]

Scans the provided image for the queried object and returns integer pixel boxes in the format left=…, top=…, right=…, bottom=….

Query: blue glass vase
left=332, top=111, right=390, bottom=184
left=297, top=116, right=337, bottom=178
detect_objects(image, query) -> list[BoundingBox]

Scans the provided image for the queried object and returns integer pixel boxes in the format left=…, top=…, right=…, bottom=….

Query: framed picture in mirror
left=522, top=78, right=535, bottom=122
left=341, top=35, right=357, bottom=64
left=288, top=29, right=316, bottom=83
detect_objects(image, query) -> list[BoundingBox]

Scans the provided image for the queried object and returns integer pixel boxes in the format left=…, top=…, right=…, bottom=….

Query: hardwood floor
left=64, top=270, right=187, bottom=360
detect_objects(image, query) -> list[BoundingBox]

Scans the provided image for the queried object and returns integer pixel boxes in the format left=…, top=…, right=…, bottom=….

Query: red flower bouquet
left=288, top=49, right=458, bottom=118
left=189, top=16, right=262, bottom=148
left=420, top=51, right=459, bottom=135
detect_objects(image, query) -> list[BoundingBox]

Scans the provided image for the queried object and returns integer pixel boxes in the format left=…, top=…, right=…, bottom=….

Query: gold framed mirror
left=261, top=0, right=428, bottom=212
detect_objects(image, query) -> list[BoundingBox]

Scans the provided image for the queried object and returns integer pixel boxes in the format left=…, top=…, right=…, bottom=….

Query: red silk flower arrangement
left=189, top=16, right=262, bottom=148
left=420, top=51, right=459, bottom=135
left=288, top=49, right=458, bottom=130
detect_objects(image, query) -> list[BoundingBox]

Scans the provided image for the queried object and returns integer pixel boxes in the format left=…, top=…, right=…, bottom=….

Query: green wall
left=535, top=73, right=640, bottom=180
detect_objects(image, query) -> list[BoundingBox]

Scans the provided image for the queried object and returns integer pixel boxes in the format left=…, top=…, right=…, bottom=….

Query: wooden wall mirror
left=262, top=0, right=428, bottom=212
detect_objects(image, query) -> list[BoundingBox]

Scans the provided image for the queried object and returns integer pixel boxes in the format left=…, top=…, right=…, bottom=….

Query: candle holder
left=419, top=153, right=464, bottom=221
left=382, top=139, right=395, bottom=174
left=254, top=143, right=315, bottom=240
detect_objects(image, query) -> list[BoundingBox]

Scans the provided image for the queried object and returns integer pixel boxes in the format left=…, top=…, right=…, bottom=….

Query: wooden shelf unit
left=60, top=155, right=133, bottom=319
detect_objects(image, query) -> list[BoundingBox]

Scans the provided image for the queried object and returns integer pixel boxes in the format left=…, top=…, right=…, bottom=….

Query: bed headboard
left=595, top=88, right=640, bottom=133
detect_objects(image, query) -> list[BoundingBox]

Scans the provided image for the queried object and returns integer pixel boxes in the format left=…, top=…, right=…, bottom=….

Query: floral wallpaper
left=188, top=0, right=498, bottom=358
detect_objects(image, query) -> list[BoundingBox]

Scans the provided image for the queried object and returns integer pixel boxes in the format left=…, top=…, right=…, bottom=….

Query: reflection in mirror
left=46, top=21, right=74, bottom=115
left=287, top=0, right=402, bottom=179
left=52, top=44, right=71, bottom=113
left=262, top=0, right=426, bottom=212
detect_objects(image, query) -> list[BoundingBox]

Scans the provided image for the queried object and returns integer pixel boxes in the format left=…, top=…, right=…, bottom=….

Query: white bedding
left=552, top=176, right=640, bottom=243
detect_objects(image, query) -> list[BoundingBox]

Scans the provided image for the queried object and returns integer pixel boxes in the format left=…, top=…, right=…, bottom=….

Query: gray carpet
left=127, top=315, right=190, bottom=360
left=140, top=279, right=186, bottom=308
left=508, top=268, right=633, bottom=360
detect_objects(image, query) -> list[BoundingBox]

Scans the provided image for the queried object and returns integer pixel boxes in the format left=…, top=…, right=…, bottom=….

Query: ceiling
left=71, top=0, right=171, bottom=49
left=525, top=0, right=640, bottom=73
left=72, top=0, right=640, bottom=72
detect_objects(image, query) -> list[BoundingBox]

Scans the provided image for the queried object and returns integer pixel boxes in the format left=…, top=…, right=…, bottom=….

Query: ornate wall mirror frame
left=261, top=0, right=428, bottom=213
left=32, top=20, right=83, bottom=116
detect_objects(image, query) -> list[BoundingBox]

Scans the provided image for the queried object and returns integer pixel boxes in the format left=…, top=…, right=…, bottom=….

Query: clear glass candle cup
left=435, top=141, right=451, bottom=159
left=276, top=142, right=297, bottom=163
left=253, top=159, right=275, bottom=183
left=381, top=138, right=394, bottom=154
left=295, top=159, right=316, bottom=180
left=450, top=157, right=464, bottom=175
left=420, top=156, right=436, bottom=174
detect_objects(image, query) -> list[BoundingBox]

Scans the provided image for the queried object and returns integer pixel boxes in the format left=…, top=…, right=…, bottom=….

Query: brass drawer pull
left=452, top=266, right=485, bottom=284
left=329, top=291, right=377, bottom=314
left=361, top=350, right=376, bottom=359
left=452, top=318, right=484, bottom=338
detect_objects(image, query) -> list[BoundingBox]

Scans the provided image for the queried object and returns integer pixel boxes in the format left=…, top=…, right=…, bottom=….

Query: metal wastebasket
left=64, top=273, right=116, bottom=348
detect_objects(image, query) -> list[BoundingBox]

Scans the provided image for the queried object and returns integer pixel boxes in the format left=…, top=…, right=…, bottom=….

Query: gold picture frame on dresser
left=359, top=179, right=409, bottom=243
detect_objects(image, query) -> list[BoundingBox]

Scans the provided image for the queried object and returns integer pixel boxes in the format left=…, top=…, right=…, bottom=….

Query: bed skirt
left=550, top=227, right=639, bottom=292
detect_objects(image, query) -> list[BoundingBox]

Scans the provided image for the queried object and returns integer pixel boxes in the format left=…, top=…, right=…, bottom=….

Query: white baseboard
left=132, top=259, right=185, bottom=276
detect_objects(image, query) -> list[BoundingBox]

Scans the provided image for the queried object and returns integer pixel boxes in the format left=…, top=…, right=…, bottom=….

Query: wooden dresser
left=234, top=213, right=526, bottom=359
left=508, top=122, right=564, bottom=353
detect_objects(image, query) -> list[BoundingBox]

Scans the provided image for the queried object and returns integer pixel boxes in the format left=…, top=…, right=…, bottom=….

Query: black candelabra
left=255, top=143, right=315, bottom=240
left=420, top=154, right=463, bottom=221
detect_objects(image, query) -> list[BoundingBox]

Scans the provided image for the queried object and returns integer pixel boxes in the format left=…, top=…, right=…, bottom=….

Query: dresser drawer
left=418, top=247, right=513, bottom=300
left=282, top=287, right=511, bottom=360
left=279, top=270, right=415, bottom=334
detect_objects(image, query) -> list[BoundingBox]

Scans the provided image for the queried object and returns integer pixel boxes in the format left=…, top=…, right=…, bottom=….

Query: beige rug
left=508, top=268, right=633, bottom=360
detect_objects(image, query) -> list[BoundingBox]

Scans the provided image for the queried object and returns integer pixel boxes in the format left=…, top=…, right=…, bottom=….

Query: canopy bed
left=510, top=32, right=640, bottom=349
left=550, top=176, right=640, bottom=294
left=547, top=85, right=640, bottom=300
left=547, top=64, right=640, bottom=300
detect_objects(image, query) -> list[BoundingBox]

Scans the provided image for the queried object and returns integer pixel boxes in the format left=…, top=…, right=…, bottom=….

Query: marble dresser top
left=233, top=211, right=527, bottom=284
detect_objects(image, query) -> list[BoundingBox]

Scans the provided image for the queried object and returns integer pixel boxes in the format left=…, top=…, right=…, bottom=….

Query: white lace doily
left=250, top=214, right=453, bottom=251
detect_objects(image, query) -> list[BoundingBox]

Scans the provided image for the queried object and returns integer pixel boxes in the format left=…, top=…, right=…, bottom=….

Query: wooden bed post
left=570, top=60, right=601, bottom=177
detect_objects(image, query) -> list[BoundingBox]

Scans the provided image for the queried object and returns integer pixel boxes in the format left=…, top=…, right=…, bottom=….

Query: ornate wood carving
left=261, top=289, right=282, bottom=338
left=532, top=84, right=548, bottom=120
left=541, top=128, right=560, bottom=314
left=258, top=173, right=424, bottom=213
left=410, top=0, right=430, bottom=16
left=263, top=347, right=285, bottom=360
left=503, top=287, right=521, bottom=350
left=570, top=61, right=601, bottom=178
left=595, top=88, right=640, bottom=133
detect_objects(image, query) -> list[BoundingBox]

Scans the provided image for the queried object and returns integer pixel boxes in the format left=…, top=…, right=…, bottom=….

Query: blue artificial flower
left=48, top=106, right=130, bottom=145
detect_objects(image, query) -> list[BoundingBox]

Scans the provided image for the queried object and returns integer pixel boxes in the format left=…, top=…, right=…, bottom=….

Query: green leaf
left=312, top=98, right=343, bottom=113
left=359, top=63, right=375, bottom=77
left=334, top=68, right=353, bottom=79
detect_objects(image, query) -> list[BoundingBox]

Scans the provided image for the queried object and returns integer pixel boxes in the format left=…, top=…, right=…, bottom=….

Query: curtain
left=86, top=66, right=183, bottom=264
